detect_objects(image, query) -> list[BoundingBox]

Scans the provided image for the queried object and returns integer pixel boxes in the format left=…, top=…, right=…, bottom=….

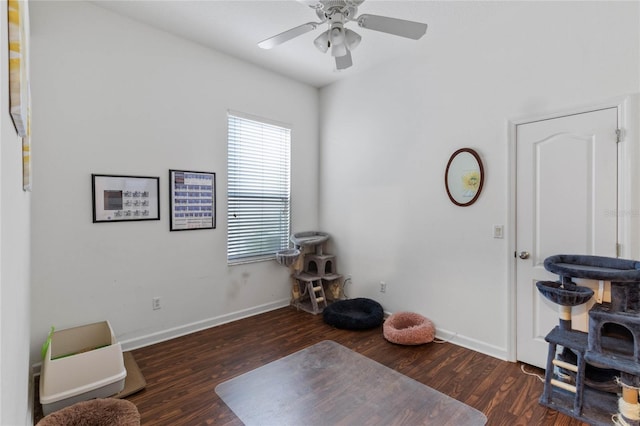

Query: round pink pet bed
left=383, top=312, right=435, bottom=345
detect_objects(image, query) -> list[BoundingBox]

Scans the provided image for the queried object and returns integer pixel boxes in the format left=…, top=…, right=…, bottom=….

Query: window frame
left=226, top=111, right=292, bottom=265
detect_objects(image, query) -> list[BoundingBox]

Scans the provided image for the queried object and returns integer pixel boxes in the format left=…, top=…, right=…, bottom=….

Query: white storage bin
left=39, top=321, right=127, bottom=415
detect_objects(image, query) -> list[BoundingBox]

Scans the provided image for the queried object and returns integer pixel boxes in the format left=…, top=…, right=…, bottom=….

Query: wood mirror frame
left=445, top=148, right=484, bottom=207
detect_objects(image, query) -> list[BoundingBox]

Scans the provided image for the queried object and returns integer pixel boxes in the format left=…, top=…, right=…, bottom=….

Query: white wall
left=319, top=1, right=640, bottom=359
left=29, top=1, right=319, bottom=363
left=0, top=1, right=32, bottom=424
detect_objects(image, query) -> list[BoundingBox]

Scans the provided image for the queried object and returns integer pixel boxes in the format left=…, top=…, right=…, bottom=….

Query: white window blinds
left=227, top=112, right=291, bottom=263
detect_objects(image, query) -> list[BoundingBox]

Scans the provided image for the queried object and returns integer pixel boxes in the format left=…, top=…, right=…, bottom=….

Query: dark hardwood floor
left=35, top=306, right=588, bottom=425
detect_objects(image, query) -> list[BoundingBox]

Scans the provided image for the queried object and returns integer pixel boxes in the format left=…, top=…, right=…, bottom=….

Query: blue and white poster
left=169, top=170, right=216, bottom=231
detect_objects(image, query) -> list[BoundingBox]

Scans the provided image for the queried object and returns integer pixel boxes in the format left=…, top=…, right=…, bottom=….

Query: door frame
left=506, top=94, right=639, bottom=362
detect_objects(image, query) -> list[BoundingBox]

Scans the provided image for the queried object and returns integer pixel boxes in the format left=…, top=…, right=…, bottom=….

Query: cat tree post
left=617, top=373, right=640, bottom=426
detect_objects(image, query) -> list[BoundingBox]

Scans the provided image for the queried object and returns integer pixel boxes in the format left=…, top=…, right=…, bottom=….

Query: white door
left=515, top=107, right=618, bottom=368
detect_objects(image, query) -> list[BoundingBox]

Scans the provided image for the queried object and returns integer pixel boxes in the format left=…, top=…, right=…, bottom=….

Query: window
left=227, top=112, right=291, bottom=263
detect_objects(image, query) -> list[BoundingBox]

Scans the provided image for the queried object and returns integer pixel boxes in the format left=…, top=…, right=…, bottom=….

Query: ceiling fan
left=258, top=0, right=428, bottom=70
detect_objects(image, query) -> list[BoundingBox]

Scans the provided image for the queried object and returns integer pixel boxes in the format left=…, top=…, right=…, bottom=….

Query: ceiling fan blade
left=335, top=49, right=353, bottom=70
left=357, top=14, right=427, bottom=40
left=258, top=22, right=320, bottom=49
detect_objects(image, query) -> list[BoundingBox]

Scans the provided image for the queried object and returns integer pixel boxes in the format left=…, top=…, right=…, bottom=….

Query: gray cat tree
left=537, top=254, right=640, bottom=425
left=275, top=231, right=343, bottom=314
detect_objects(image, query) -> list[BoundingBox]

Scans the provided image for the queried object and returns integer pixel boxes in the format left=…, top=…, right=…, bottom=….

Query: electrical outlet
left=152, top=297, right=161, bottom=310
left=380, top=281, right=387, bottom=293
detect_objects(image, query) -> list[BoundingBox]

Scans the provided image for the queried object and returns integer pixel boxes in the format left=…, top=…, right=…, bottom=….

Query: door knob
left=519, top=251, right=530, bottom=259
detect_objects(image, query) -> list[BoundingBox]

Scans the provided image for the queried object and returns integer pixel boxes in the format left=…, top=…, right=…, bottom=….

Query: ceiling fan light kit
left=344, top=29, right=361, bottom=50
left=313, top=31, right=330, bottom=53
left=258, top=0, right=428, bottom=70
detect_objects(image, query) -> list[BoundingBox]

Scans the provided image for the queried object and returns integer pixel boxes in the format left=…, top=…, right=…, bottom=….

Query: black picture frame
left=169, top=169, right=216, bottom=231
left=92, top=174, right=160, bottom=223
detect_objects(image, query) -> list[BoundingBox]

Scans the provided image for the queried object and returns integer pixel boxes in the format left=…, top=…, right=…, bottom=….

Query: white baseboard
left=119, top=298, right=291, bottom=352
left=435, top=328, right=509, bottom=361
left=27, top=379, right=35, bottom=426
left=31, top=299, right=290, bottom=377
left=31, top=302, right=510, bottom=379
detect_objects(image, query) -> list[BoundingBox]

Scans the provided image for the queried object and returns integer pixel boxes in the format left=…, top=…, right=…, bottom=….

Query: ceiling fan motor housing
left=314, top=0, right=361, bottom=21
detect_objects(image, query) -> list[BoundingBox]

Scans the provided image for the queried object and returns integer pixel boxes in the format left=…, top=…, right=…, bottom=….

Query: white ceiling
left=91, top=0, right=435, bottom=88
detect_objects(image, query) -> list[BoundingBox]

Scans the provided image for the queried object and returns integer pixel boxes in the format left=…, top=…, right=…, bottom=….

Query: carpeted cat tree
left=537, top=254, right=640, bottom=426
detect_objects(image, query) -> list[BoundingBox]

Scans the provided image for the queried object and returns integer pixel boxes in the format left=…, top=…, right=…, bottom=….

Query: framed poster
left=92, top=174, right=160, bottom=223
left=169, top=170, right=216, bottom=231
left=8, top=0, right=30, bottom=137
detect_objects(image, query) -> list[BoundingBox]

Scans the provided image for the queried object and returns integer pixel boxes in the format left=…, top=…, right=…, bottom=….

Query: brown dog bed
left=383, top=312, right=435, bottom=345
left=36, top=398, right=140, bottom=426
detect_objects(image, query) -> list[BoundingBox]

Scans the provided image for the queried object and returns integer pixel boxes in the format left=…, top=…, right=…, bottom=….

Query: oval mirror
left=445, top=148, right=484, bottom=206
